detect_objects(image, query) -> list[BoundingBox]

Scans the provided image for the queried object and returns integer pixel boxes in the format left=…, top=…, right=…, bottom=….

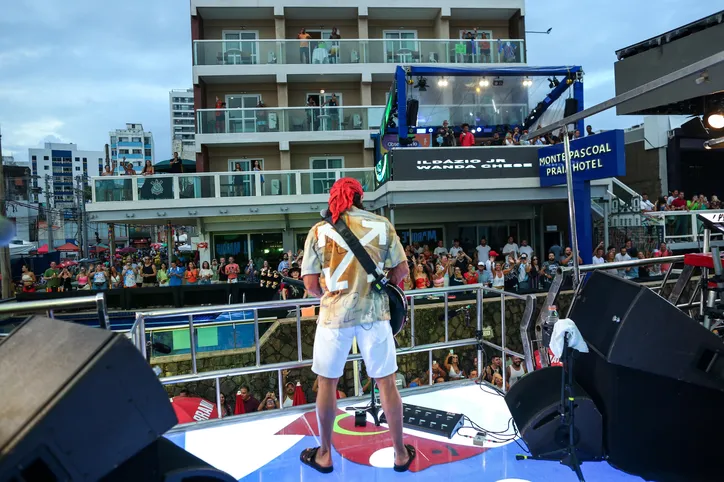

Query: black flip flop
left=300, top=447, right=334, bottom=474
left=393, top=444, right=417, bottom=472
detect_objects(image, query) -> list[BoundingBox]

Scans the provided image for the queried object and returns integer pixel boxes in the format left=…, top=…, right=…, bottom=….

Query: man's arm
left=387, top=260, right=409, bottom=286
left=303, top=274, right=323, bottom=298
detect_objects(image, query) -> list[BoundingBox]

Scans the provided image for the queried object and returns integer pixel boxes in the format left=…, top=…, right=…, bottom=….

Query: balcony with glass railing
left=89, top=168, right=375, bottom=205
left=196, top=105, right=384, bottom=137
left=193, top=38, right=525, bottom=68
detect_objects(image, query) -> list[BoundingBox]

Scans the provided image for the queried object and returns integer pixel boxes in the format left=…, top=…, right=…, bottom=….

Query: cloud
left=0, top=0, right=721, bottom=165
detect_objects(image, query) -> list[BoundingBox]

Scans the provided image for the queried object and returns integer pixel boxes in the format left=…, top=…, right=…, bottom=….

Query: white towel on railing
left=549, top=318, right=589, bottom=358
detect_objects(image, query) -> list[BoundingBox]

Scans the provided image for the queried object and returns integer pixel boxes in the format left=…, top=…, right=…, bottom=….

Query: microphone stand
left=346, top=380, right=382, bottom=426
left=517, top=333, right=593, bottom=482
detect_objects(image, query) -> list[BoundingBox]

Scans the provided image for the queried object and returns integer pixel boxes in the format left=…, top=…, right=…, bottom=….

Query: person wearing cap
left=282, top=266, right=306, bottom=300
left=477, top=261, right=493, bottom=286
left=282, top=381, right=296, bottom=408
left=485, top=250, right=499, bottom=272
left=517, top=253, right=532, bottom=291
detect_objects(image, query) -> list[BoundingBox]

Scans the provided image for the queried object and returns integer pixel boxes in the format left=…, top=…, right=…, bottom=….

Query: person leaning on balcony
left=141, top=160, right=154, bottom=175
left=298, top=28, right=311, bottom=64
left=170, top=152, right=184, bottom=174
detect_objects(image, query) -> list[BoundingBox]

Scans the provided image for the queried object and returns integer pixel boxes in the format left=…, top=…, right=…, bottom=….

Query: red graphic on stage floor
left=276, top=409, right=487, bottom=472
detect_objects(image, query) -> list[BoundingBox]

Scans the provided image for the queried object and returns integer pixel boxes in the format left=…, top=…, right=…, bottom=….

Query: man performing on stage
left=300, top=177, right=416, bottom=474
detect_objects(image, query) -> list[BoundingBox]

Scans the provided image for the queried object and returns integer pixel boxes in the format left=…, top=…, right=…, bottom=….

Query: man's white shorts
left=312, top=321, right=398, bottom=379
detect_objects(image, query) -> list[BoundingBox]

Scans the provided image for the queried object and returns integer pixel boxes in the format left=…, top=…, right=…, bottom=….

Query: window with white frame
left=383, top=30, right=418, bottom=63
left=310, top=157, right=343, bottom=194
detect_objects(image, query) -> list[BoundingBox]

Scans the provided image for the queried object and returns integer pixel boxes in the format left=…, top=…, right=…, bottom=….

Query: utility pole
left=75, top=174, right=89, bottom=257
left=0, top=129, right=13, bottom=298
left=44, top=174, right=54, bottom=253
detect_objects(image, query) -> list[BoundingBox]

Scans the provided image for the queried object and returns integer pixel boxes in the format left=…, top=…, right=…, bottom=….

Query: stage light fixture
left=547, top=77, right=560, bottom=88
left=707, top=112, right=724, bottom=129
left=437, top=77, right=449, bottom=87
left=479, top=78, right=489, bottom=87
left=414, top=76, right=428, bottom=91
left=493, top=77, right=504, bottom=87
left=522, top=77, right=533, bottom=87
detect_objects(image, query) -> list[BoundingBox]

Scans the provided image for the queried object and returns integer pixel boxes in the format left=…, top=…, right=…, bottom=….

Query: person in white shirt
left=666, top=189, right=678, bottom=206
left=449, top=239, right=463, bottom=258
left=640, top=193, right=655, bottom=212
left=502, top=236, right=519, bottom=259
left=484, top=250, right=499, bottom=272
left=592, top=242, right=605, bottom=265
left=433, top=240, right=448, bottom=257
left=519, top=240, right=534, bottom=259
left=475, top=238, right=491, bottom=263
left=614, top=246, right=632, bottom=277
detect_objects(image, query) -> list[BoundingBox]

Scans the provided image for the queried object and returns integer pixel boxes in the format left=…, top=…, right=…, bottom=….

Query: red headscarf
left=328, top=177, right=364, bottom=223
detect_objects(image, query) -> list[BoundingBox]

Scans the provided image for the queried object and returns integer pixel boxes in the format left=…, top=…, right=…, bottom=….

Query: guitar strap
left=324, top=214, right=387, bottom=293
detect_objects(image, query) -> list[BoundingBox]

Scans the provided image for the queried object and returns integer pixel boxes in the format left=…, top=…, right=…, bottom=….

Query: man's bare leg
left=376, top=373, right=410, bottom=466
left=314, top=375, right=338, bottom=468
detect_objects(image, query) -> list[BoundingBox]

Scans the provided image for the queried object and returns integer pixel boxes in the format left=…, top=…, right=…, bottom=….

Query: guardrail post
left=95, top=293, right=110, bottom=329
left=188, top=315, right=198, bottom=374
left=444, top=295, right=449, bottom=343
left=296, top=305, right=303, bottom=362
left=254, top=309, right=261, bottom=366
left=215, top=377, right=222, bottom=418
left=278, top=370, right=285, bottom=409
left=409, top=296, right=415, bottom=347
left=500, top=292, right=506, bottom=391
left=476, top=286, right=483, bottom=377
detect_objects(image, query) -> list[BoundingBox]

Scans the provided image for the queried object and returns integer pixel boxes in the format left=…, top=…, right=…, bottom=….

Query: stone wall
left=155, top=290, right=573, bottom=404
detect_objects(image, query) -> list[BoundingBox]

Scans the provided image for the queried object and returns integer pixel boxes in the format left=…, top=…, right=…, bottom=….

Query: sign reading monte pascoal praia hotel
left=538, top=129, right=625, bottom=187
left=389, top=146, right=539, bottom=181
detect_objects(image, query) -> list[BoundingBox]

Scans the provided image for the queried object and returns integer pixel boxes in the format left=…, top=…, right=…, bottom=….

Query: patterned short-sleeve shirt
left=301, top=207, right=407, bottom=329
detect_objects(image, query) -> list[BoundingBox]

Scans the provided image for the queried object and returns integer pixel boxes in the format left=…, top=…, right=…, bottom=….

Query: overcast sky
left=0, top=1, right=720, bottom=163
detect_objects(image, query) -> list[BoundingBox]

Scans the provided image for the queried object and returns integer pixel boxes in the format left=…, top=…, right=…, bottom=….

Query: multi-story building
left=29, top=143, right=103, bottom=206
left=28, top=143, right=104, bottom=246
left=170, top=88, right=196, bottom=160
left=109, top=123, right=155, bottom=173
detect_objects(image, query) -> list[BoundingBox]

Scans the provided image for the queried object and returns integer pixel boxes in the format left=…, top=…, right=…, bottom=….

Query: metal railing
left=197, top=105, right=384, bottom=135
left=89, top=167, right=374, bottom=204
left=522, top=255, right=685, bottom=371
left=196, top=103, right=528, bottom=136
left=130, top=283, right=535, bottom=419
left=0, top=293, right=110, bottom=330
left=193, top=38, right=526, bottom=67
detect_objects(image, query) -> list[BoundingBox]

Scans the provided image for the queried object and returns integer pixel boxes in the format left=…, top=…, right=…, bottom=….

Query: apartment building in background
left=29, top=143, right=103, bottom=207
left=109, top=123, right=155, bottom=173
left=170, top=88, right=196, bottom=160
left=90, top=1, right=544, bottom=264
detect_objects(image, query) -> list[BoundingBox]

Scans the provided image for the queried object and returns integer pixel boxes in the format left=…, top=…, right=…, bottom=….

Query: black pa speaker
left=0, top=316, right=233, bottom=482
left=406, top=99, right=419, bottom=127
left=574, top=349, right=724, bottom=482
left=504, top=366, right=603, bottom=459
left=563, top=98, right=578, bottom=118
left=570, top=271, right=724, bottom=391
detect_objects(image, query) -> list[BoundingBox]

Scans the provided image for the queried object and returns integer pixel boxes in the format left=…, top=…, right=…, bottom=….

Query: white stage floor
left=166, top=381, right=644, bottom=481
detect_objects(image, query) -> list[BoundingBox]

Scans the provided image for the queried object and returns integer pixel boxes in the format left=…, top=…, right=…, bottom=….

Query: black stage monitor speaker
left=563, top=98, right=578, bottom=118
left=570, top=271, right=724, bottom=392
left=0, top=316, right=184, bottom=481
left=504, top=366, right=603, bottom=459
left=574, top=349, right=724, bottom=482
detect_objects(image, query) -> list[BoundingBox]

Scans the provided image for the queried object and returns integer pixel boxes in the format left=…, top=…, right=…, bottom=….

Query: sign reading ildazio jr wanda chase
left=390, top=146, right=539, bottom=181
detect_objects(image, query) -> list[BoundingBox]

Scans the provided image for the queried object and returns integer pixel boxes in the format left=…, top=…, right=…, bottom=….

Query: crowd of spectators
left=645, top=189, right=721, bottom=212
left=435, top=121, right=595, bottom=148
left=401, top=235, right=672, bottom=295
